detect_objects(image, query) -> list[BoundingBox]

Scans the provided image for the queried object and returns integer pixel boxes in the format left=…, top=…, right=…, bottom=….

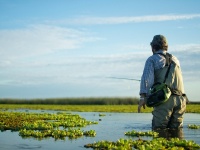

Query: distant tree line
left=0, top=97, right=139, bottom=105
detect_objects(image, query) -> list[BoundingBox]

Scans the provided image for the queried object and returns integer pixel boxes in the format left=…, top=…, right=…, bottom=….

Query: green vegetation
left=125, top=130, right=159, bottom=137
left=0, top=104, right=200, bottom=113
left=19, top=128, right=96, bottom=139
left=1, top=103, right=200, bottom=149
left=0, top=111, right=97, bottom=140
left=0, top=97, right=199, bottom=113
left=84, top=138, right=200, bottom=150
left=99, top=113, right=106, bottom=117
left=0, top=104, right=152, bottom=112
left=188, top=124, right=200, bottom=129
left=185, top=104, right=200, bottom=113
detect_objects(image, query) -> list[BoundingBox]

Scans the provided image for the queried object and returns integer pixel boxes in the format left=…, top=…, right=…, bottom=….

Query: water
left=0, top=111, right=199, bottom=150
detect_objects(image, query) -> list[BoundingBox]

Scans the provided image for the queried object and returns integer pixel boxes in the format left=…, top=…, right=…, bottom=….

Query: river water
left=0, top=111, right=199, bottom=150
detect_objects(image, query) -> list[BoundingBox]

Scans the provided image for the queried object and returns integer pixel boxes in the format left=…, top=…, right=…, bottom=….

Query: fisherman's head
left=150, top=35, right=168, bottom=52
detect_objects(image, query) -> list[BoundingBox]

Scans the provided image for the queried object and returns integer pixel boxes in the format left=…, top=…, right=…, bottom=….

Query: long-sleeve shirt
left=139, top=50, right=180, bottom=95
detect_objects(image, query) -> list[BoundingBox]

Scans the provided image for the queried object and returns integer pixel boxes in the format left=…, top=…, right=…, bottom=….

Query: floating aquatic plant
left=19, top=128, right=92, bottom=139
left=188, top=124, right=200, bottom=129
left=84, top=138, right=200, bottom=150
left=124, top=130, right=159, bottom=137
left=83, top=130, right=96, bottom=137
left=99, top=113, right=106, bottom=117
left=85, top=130, right=200, bottom=149
left=0, top=111, right=98, bottom=140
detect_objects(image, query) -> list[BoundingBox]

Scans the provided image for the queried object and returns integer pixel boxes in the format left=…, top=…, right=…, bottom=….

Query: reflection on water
left=154, top=128, right=184, bottom=140
left=0, top=111, right=199, bottom=150
left=15, top=144, right=42, bottom=149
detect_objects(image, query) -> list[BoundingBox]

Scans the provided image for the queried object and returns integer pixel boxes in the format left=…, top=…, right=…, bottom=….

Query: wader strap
left=157, top=53, right=172, bottom=83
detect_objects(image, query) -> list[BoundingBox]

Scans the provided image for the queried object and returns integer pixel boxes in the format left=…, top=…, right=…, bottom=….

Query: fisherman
left=138, top=35, right=187, bottom=130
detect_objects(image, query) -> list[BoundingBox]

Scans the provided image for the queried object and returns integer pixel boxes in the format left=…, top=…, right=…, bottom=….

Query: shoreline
left=0, top=104, right=199, bottom=113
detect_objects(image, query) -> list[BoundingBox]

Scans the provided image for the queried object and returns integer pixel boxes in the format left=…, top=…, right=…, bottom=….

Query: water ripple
left=15, top=144, right=42, bottom=149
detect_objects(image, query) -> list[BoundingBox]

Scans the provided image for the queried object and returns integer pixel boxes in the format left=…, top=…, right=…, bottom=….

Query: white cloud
left=0, top=22, right=200, bottom=99
left=0, top=52, right=144, bottom=86
left=53, top=14, right=200, bottom=25
left=171, top=44, right=200, bottom=53
left=0, top=25, right=101, bottom=62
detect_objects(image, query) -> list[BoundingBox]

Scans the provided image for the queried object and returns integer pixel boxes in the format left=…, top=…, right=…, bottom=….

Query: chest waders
left=154, top=53, right=188, bottom=102
left=152, top=53, right=188, bottom=129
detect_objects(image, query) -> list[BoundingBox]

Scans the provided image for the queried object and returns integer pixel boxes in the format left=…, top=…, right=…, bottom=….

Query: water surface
left=0, top=111, right=199, bottom=150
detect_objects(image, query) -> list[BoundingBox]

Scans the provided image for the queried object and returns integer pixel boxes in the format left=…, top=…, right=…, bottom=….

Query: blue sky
left=0, top=0, right=200, bottom=101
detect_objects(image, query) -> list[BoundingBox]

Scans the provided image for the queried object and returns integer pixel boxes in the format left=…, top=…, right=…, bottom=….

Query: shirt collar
left=154, top=50, right=167, bottom=55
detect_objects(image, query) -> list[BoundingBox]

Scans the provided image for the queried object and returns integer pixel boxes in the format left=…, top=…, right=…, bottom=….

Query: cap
left=150, top=35, right=168, bottom=48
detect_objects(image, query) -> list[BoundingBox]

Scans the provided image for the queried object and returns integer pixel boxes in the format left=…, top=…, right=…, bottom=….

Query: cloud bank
left=1, top=13, right=200, bottom=99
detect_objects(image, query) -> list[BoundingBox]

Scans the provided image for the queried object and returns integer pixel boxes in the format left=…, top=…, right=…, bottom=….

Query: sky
left=0, top=0, right=200, bottom=101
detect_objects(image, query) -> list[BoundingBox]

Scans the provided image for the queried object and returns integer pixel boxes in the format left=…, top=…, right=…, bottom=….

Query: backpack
left=146, top=53, right=172, bottom=107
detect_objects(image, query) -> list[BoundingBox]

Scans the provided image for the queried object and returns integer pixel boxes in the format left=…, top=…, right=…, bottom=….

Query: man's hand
left=138, top=96, right=146, bottom=113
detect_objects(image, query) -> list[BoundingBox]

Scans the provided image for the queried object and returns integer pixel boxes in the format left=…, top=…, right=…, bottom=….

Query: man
left=138, top=35, right=187, bottom=130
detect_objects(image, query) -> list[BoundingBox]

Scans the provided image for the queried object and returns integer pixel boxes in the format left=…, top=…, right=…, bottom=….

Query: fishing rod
left=106, top=77, right=141, bottom=82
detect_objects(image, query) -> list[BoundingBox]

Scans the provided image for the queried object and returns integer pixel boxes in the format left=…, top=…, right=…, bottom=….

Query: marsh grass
left=0, top=104, right=199, bottom=113
left=0, top=97, right=199, bottom=113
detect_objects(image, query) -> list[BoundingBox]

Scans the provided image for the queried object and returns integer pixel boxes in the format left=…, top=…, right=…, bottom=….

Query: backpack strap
left=156, top=53, right=189, bottom=103
left=158, top=53, right=172, bottom=66
left=157, top=53, right=172, bottom=83
left=163, top=53, right=172, bottom=83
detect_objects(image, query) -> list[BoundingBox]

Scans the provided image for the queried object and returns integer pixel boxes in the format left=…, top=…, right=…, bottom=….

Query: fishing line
left=106, top=77, right=140, bottom=82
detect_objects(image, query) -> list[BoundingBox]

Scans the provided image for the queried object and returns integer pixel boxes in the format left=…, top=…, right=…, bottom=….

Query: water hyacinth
left=85, top=130, right=200, bottom=149
left=83, top=130, right=96, bottom=137
left=0, top=111, right=98, bottom=140
left=99, top=113, right=106, bottom=117
left=124, top=130, right=159, bottom=137
left=84, top=137, right=200, bottom=150
left=19, top=128, right=96, bottom=139
left=22, top=121, right=54, bottom=130
left=188, top=124, right=200, bottom=129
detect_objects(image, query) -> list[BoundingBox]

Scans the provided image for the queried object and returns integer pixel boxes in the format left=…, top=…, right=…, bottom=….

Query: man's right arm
left=138, top=57, right=154, bottom=113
